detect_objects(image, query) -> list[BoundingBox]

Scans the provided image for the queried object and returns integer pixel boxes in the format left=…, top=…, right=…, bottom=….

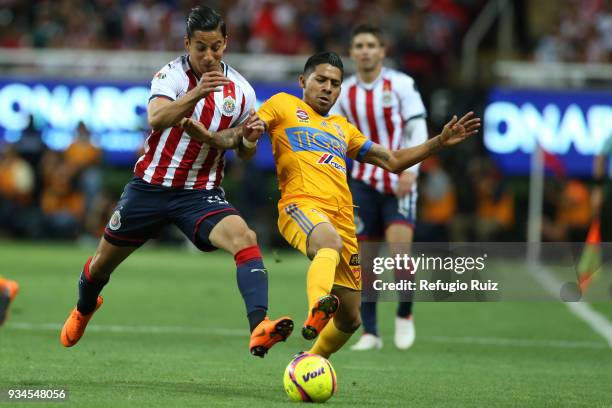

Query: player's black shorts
left=350, top=178, right=416, bottom=240
left=103, top=177, right=239, bottom=251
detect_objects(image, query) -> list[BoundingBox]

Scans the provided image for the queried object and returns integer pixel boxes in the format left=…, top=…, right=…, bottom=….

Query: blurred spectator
left=13, top=114, right=47, bottom=202
left=64, top=122, right=102, bottom=212
left=0, top=144, right=39, bottom=237
left=0, top=144, right=34, bottom=206
left=558, top=180, right=591, bottom=241
left=474, top=159, right=515, bottom=241
left=541, top=179, right=567, bottom=242
left=592, top=133, right=612, bottom=242
left=40, top=150, right=85, bottom=239
left=415, top=156, right=456, bottom=242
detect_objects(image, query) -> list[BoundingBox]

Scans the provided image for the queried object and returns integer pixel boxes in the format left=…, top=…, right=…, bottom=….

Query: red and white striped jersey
left=135, top=55, right=255, bottom=190
left=332, top=67, right=426, bottom=194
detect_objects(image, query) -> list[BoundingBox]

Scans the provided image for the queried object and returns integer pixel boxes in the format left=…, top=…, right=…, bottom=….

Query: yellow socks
left=307, top=248, right=340, bottom=308
left=308, top=319, right=353, bottom=358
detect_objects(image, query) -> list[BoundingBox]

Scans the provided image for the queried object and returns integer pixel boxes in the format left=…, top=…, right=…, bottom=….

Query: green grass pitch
left=1, top=241, right=611, bottom=407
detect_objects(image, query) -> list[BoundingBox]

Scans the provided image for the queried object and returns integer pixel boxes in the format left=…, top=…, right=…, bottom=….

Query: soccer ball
left=283, top=353, right=337, bottom=403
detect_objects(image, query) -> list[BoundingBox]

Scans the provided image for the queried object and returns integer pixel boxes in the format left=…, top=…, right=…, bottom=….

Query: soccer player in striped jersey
left=332, top=24, right=426, bottom=351
left=59, top=6, right=293, bottom=357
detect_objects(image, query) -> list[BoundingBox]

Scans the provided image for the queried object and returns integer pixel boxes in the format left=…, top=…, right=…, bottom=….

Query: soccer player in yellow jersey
left=197, top=52, right=480, bottom=358
left=256, top=52, right=479, bottom=358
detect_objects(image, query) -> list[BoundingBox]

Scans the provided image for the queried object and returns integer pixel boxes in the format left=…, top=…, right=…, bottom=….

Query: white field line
left=528, top=264, right=612, bottom=348
left=5, top=322, right=607, bottom=350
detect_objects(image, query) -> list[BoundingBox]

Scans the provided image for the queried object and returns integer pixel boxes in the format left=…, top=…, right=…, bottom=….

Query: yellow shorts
left=278, top=199, right=361, bottom=290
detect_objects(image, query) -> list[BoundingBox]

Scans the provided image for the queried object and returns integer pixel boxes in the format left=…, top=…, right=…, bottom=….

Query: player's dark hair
left=186, top=5, right=226, bottom=38
left=303, top=52, right=344, bottom=80
left=350, top=23, right=384, bottom=46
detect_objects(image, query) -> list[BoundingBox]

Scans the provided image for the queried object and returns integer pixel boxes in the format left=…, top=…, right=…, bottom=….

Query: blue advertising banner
left=484, top=88, right=612, bottom=177
left=0, top=77, right=302, bottom=169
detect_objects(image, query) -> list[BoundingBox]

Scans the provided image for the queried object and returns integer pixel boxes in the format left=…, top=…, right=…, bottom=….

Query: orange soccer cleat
left=249, top=316, right=294, bottom=358
left=60, top=296, right=103, bottom=347
left=302, top=294, right=339, bottom=340
left=0, top=278, right=19, bottom=326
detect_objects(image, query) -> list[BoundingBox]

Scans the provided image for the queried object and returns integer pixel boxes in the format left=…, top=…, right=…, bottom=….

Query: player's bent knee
left=233, top=229, right=258, bottom=252
left=309, top=223, right=343, bottom=255
left=328, top=235, right=343, bottom=254
left=315, top=234, right=343, bottom=255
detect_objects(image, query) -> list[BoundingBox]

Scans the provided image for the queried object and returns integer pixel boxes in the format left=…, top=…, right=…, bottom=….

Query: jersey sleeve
left=257, top=93, right=283, bottom=132
left=149, top=65, right=184, bottom=102
left=398, top=75, right=426, bottom=122
left=235, top=82, right=257, bottom=125
left=346, top=121, right=373, bottom=162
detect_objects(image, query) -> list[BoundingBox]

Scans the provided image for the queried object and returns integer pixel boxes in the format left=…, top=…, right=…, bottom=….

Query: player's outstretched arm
left=362, top=112, right=480, bottom=174
left=148, top=71, right=230, bottom=131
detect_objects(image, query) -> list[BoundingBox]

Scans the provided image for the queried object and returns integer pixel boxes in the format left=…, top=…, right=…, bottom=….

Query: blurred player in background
left=60, top=5, right=293, bottom=357
left=332, top=24, right=427, bottom=351
left=592, top=133, right=612, bottom=242
left=0, top=276, right=19, bottom=326
left=251, top=52, right=479, bottom=358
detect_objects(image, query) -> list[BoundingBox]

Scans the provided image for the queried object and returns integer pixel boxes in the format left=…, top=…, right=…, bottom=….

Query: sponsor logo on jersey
left=351, top=267, right=361, bottom=283
left=154, top=71, right=166, bottom=80
left=382, top=80, right=393, bottom=107
left=317, top=153, right=335, bottom=164
left=296, top=108, right=309, bottom=121
left=108, top=210, right=122, bottom=231
left=222, top=96, right=236, bottom=116
left=317, top=153, right=346, bottom=174
left=350, top=253, right=360, bottom=266
left=286, top=126, right=347, bottom=157
left=382, top=90, right=393, bottom=108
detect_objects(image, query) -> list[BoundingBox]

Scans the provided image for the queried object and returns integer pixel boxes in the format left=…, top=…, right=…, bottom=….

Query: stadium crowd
left=1, top=1, right=610, bottom=64
left=0, top=118, right=113, bottom=241
left=1, top=0, right=483, bottom=84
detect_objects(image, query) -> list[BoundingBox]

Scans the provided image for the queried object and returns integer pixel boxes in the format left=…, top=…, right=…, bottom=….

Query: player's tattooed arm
left=362, top=112, right=480, bottom=173
left=179, top=110, right=265, bottom=161
left=180, top=119, right=243, bottom=149
left=148, top=72, right=230, bottom=131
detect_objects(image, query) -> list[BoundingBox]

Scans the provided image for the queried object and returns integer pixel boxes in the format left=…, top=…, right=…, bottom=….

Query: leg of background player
left=309, top=286, right=361, bottom=358
left=386, top=223, right=416, bottom=350
left=350, top=241, right=383, bottom=350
